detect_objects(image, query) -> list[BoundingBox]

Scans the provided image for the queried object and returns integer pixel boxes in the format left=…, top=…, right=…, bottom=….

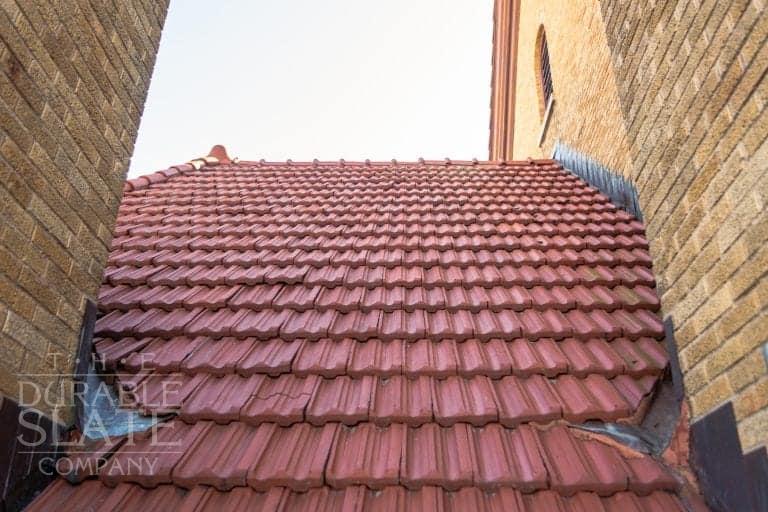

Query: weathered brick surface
left=510, top=0, right=634, bottom=176
left=599, top=0, right=767, bottom=452
left=498, top=0, right=767, bottom=451
left=0, top=1, right=168, bottom=424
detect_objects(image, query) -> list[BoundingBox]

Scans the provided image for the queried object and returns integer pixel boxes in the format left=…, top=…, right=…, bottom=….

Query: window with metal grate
left=539, top=32, right=553, bottom=106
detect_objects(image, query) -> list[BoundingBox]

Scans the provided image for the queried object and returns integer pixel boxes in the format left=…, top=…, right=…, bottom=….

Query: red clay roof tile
left=179, top=373, right=261, bottom=423
left=494, top=375, right=561, bottom=426
left=406, top=339, right=459, bottom=377
left=236, top=338, right=302, bottom=376
left=248, top=423, right=337, bottom=491
left=326, top=423, right=405, bottom=488
left=231, top=309, right=290, bottom=339
left=432, top=376, right=498, bottom=426
left=306, top=375, right=374, bottom=425
left=293, top=338, right=352, bottom=377
left=229, top=284, right=282, bottom=309
left=241, top=374, right=318, bottom=425
left=181, top=337, right=255, bottom=374
left=33, top=159, right=685, bottom=510
left=100, top=421, right=207, bottom=488
left=132, top=372, right=206, bottom=414
left=473, top=424, right=547, bottom=490
left=173, top=422, right=275, bottom=490
left=371, top=375, right=432, bottom=426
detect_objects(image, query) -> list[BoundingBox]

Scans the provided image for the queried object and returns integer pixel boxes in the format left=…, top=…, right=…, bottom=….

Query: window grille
left=539, top=33, right=553, bottom=106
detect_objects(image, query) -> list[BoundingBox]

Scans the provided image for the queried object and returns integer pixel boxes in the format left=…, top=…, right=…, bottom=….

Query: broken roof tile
left=241, top=374, right=319, bottom=425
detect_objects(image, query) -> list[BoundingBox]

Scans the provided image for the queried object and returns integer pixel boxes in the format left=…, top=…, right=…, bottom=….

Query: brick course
left=0, top=1, right=168, bottom=424
left=506, top=0, right=634, bottom=176
left=599, top=0, right=767, bottom=452
left=494, top=0, right=767, bottom=451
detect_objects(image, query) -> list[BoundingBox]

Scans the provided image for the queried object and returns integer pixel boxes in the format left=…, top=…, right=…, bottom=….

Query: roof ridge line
left=122, top=148, right=563, bottom=194
left=230, top=158, right=559, bottom=167
left=123, top=145, right=231, bottom=194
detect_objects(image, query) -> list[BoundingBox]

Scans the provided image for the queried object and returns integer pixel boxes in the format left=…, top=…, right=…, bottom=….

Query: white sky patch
left=128, top=0, right=494, bottom=177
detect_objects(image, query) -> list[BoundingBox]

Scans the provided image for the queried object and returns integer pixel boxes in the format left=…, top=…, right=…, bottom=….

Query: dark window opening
left=539, top=33, right=553, bottom=107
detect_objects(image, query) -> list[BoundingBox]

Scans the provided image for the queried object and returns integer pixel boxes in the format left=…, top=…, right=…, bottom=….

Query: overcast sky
left=128, top=0, right=494, bottom=177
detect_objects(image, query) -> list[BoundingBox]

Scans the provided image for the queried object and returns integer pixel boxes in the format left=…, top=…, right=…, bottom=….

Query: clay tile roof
left=28, top=151, right=690, bottom=511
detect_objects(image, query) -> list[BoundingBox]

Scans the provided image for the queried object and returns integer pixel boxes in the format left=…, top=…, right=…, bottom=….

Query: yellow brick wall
left=507, top=0, right=767, bottom=451
left=510, top=0, right=633, bottom=176
left=0, top=1, right=168, bottom=423
left=600, top=0, right=767, bottom=452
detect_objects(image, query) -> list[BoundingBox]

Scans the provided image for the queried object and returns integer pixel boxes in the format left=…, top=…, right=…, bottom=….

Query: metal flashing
left=552, top=140, right=643, bottom=220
